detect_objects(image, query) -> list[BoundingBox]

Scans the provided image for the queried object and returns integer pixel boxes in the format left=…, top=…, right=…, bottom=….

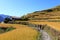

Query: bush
left=0, top=27, right=15, bottom=34
left=46, top=9, right=53, bottom=12
left=4, top=17, right=12, bottom=23
left=6, top=27, right=15, bottom=32
left=0, top=27, right=4, bottom=33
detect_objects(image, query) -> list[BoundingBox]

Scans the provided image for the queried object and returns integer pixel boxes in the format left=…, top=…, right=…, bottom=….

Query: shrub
left=4, top=17, right=12, bottom=23
left=0, top=27, right=15, bottom=34
left=45, top=9, right=53, bottom=12
left=0, top=27, right=4, bottom=33
left=6, top=27, right=15, bottom=32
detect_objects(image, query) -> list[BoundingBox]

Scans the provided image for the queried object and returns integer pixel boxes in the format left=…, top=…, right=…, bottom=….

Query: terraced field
left=0, top=24, right=39, bottom=40
left=29, top=21, right=60, bottom=31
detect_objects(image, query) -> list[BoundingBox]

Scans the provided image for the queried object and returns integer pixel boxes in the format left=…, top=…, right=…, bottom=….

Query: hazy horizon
left=0, top=0, right=60, bottom=17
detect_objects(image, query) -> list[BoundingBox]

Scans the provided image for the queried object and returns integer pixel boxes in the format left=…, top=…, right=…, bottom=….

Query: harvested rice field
left=29, top=21, right=60, bottom=31
left=0, top=24, right=39, bottom=40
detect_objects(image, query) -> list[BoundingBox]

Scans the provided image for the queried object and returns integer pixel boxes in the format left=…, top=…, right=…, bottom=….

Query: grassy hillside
left=0, top=24, right=39, bottom=40
left=21, top=5, right=60, bottom=22
left=19, top=6, right=60, bottom=40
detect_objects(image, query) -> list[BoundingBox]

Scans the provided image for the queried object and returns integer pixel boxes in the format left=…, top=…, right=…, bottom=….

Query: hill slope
left=0, top=24, right=39, bottom=40
left=21, top=5, right=60, bottom=22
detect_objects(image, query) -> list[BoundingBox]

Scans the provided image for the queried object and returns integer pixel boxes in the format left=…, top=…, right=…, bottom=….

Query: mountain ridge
left=0, top=14, right=11, bottom=22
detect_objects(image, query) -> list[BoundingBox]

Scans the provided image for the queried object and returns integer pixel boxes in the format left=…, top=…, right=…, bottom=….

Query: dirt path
left=18, top=22, right=52, bottom=40
left=40, top=30, right=52, bottom=40
left=29, top=26, right=52, bottom=40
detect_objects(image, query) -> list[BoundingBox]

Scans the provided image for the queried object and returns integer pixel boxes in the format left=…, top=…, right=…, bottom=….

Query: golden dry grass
left=0, top=24, right=26, bottom=28
left=29, top=21, right=60, bottom=31
left=0, top=23, right=38, bottom=40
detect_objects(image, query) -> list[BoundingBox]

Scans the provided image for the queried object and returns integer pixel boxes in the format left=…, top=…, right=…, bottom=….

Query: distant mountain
left=0, top=14, right=11, bottom=22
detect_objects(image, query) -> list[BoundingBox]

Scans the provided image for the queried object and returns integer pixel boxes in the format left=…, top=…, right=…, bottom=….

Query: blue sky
left=0, top=0, right=60, bottom=17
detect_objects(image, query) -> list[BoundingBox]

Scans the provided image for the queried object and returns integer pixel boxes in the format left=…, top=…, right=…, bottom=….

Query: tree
left=4, top=17, right=12, bottom=23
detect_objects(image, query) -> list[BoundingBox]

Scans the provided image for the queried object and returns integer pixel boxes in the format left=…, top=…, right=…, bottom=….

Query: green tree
left=4, top=17, right=12, bottom=23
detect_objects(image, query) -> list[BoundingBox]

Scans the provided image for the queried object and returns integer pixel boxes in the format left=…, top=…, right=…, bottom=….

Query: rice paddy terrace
left=21, top=6, right=60, bottom=22
left=0, top=24, right=39, bottom=40
left=29, top=21, right=60, bottom=31
left=28, top=21, right=60, bottom=40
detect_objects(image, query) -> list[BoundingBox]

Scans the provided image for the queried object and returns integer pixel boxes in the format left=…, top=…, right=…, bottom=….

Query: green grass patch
left=0, top=27, right=15, bottom=34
